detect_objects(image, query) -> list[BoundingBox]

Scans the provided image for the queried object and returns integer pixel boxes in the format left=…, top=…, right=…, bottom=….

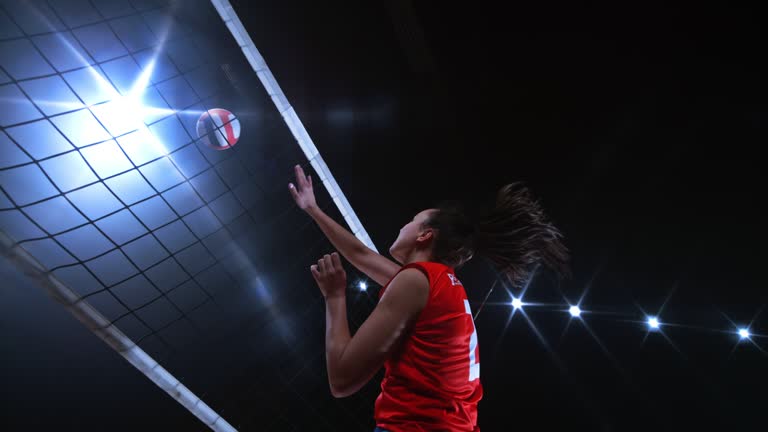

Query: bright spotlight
left=358, top=282, right=367, bottom=291
left=511, top=298, right=523, bottom=310
left=569, top=305, right=581, bottom=317
left=738, top=328, right=750, bottom=340
left=647, top=316, right=660, bottom=329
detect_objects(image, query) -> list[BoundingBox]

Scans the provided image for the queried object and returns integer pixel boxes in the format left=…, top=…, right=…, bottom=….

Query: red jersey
left=374, top=261, right=483, bottom=431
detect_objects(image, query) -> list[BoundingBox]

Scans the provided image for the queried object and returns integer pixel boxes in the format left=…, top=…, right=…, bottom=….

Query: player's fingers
left=331, top=252, right=342, bottom=270
left=288, top=183, right=299, bottom=201
left=317, top=257, right=326, bottom=274
left=295, top=165, right=306, bottom=188
left=310, top=265, right=320, bottom=280
left=308, top=174, right=313, bottom=188
left=324, top=254, right=334, bottom=272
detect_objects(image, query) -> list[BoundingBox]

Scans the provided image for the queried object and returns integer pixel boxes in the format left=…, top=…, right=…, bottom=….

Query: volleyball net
left=0, top=0, right=382, bottom=429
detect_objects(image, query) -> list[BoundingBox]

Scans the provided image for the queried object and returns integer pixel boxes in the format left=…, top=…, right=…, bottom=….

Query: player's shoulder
left=383, top=268, right=430, bottom=299
left=392, top=267, right=430, bottom=287
left=380, top=268, right=430, bottom=315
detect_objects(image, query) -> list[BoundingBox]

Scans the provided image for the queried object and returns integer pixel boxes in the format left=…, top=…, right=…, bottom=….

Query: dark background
left=3, top=1, right=766, bottom=431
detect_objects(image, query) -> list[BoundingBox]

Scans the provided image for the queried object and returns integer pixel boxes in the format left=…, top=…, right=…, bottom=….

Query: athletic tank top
left=374, top=261, right=483, bottom=431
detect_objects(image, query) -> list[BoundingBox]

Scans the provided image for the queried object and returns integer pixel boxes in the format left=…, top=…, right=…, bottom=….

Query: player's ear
left=417, top=228, right=434, bottom=243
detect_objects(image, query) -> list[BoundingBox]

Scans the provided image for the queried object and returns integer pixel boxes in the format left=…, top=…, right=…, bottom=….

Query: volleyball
left=196, top=108, right=241, bottom=150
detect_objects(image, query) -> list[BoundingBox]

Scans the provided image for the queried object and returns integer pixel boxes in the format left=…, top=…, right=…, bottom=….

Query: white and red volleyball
left=196, top=108, right=240, bottom=150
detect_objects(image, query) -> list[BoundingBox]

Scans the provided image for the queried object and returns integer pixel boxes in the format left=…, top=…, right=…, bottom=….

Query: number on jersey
left=463, top=299, right=480, bottom=381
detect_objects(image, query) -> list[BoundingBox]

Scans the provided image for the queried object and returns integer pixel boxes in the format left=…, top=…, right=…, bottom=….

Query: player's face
left=389, top=209, right=436, bottom=263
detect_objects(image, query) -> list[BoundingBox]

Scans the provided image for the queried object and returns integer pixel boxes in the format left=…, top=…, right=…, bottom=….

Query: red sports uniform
left=374, top=261, right=483, bottom=431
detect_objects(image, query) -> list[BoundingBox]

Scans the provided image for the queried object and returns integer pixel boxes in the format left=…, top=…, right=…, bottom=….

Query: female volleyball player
left=289, top=165, right=569, bottom=431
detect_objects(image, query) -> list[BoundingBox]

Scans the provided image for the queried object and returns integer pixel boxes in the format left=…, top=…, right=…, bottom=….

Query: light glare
left=647, top=317, right=660, bottom=329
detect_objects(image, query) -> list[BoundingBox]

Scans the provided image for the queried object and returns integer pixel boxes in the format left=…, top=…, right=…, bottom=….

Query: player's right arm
left=289, top=165, right=401, bottom=287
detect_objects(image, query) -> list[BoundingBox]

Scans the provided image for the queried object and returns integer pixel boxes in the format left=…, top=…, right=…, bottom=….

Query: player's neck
left=402, top=248, right=433, bottom=265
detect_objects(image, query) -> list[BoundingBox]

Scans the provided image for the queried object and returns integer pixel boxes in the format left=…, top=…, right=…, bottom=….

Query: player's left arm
left=324, top=268, right=429, bottom=398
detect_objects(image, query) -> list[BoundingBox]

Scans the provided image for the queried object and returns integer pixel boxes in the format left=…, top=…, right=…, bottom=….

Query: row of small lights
left=357, top=281, right=755, bottom=341
left=525, top=298, right=754, bottom=341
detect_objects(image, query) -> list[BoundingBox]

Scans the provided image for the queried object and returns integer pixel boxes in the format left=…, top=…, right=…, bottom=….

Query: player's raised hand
left=289, top=164, right=317, bottom=212
left=310, top=252, right=347, bottom=299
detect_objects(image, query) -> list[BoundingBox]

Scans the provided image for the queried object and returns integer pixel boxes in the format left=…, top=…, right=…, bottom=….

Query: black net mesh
left=0, top=0, right=383, bottom=429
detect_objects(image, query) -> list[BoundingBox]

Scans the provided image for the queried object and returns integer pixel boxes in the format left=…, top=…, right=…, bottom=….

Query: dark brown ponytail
left=424, top=182, right=570, bottom=287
